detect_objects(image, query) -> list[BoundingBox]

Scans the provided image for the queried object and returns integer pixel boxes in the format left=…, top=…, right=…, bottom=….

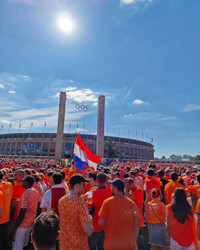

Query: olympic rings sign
left=75, top=104, right=90, bottom=111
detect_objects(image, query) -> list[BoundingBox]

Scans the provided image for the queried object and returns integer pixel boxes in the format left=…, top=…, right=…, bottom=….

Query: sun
left=58, top=16, right=74, bottom=33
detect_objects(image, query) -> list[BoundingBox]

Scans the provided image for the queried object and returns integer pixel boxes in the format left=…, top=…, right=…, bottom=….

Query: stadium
left=0, top=132, right=154, bottom=161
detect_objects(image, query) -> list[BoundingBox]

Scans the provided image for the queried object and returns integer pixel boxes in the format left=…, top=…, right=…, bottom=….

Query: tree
left=190, top=155, right=200, bottom=162
left=104, top=139, right=123, bottom=158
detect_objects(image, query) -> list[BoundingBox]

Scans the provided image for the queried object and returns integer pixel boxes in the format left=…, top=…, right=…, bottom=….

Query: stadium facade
left=0, top=132, right=154, bottom=161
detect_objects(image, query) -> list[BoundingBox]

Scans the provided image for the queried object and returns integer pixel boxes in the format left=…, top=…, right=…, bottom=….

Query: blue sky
left=0, top=0, right=199, bottom=158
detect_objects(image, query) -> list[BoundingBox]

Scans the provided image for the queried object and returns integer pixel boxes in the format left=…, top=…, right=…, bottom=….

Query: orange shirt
left=18, top=188, right=40, bottom=228
left=164, top=181, right=184, bottom=205
left=167, top=204, right=194, bottom=247
left=12, top=182, right=25, bottom=220
left=92, top=187, right=112, bottom=232
left=130, top=187, right=144, bottom=227
left=195, top=199, right=200, bottom=215
left=58, top=195, right=91, bottom=250
left=194, top=184, right=200, bottom=199
left=99, top=196, right=140, bottom=250
left=145, top=200, right=166, bottom=224
left=0, top=191, right=3, bottom=216
left=0, top=182, right=13, bottom=224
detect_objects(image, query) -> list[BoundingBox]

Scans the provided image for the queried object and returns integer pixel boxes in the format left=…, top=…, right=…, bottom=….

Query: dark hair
left=151, top=188, right=160, bottom=197
left=97, top=172, right=106, bottom=184
left=48, top=171, right=55, bottom=177
left=178, top=178, right=184, bottom=186
left=0, top=170, right=3, bottom=180
left=171, top=172, right=178, bottom=181
left=130, top=171, right=136, bottom=176
left=158, top=169, right=165, bottom=179
left=147, top=169, right=155, bottom=176
left=7, top=177, right=15, bottom=186
left=32, top=211, right=59, bottom=249
left=171, top=188, right=192, bottom=224
left=24, top=176, right=35, bottom=187
left=197, top=173, right=200, bottom=184
left=24, top=168, right=32, bottom=176
left=58, top=169, right=66, bottom=180
left=31, top=169, right=36, bottom=174
left=123, top=173, right=129, bottom=179
left=32, top=174, right=40, bottom=183
left=52, top=172, right=63, bottom=185
left=88, top=172, right=97, bottom=181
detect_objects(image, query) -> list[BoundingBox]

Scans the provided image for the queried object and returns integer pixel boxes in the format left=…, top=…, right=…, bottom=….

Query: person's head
left=171, top=188, right=192, bottom=224
left=147, top=169, right=155, bottom=177
left=22, top=175, right=35, bottom=189
left=129, top=171, right=136, bottom=179
left=31, top=211, right=59, bottom=250
left=171, top=172, right=178, bottom=181
left=69, top=174, right=89, bottom=196
left=58, top=170, right=66, bottom=182
left=7, top=177, right=15, bottom=186
left=47, top=171, right=55, bottom=185
left=32, top=174, right=40, bottom=184
left=52, top=172, right=63, bottom=185
left=158, top=169, right=165, bottom=179
left=151, top=188, right=161, bottom=200
left=165, top=169, right=170, bottom=176
left=125, top=166, right=131, bottom=173
left=185, top=170, right=190, bottom=176
left=0, top=170, right=3, bottom=182
left=88, top=172, right=97, bottom=187
left=24, top=168, right=32, bottom=176
left=196, top=173, right=200, bottom=184
left=108, top=178, right=125, bottom=195
left=113, top=172, right=120, bottom=179
left=150, top=160, right=155, bottom=165
left=127, top=178, right=136, bottom=190
left=14, top=169, right=25, bottom=182
left=97, top=172, right=107, bottom=187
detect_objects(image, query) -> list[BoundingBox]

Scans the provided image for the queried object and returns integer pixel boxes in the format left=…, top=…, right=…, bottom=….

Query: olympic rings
left=75, top=104, right=90, bottom=111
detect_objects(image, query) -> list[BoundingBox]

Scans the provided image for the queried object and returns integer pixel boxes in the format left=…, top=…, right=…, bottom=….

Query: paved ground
left=137, top=226, right=150, bottom=250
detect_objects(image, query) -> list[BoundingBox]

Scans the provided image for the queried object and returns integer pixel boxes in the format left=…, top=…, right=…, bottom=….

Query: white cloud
left=8, top=90, right=16, bottom=94
left=57, top=87, right=98, bottom=103
left=0, top=83, right=5, bottom=89
left=121, top=0, right=152, bottom=5
left=182, top=104, right=200, bottom=112
left=123, top=112, right=177, bottom=123
left=158, top=116, right=177, bottom=121
left=132, top=99, right=149, bottom=105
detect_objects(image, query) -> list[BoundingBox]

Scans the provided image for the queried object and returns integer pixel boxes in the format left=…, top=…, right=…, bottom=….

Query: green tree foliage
left=190, top=155, right=200, bottom=161
left=104, top=139, right=123, bottom=158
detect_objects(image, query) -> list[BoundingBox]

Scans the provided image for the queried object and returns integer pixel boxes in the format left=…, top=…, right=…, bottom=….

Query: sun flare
left=58, top=16, right=74, bottom=33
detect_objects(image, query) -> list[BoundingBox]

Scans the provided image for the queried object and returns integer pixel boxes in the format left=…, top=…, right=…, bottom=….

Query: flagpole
left=43, top=122, right=46, bottom=133
left=0, top=125, right=3, bottom=134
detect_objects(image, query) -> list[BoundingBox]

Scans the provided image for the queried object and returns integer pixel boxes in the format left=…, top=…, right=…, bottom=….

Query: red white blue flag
left=74, top=134, right=101, bottom=170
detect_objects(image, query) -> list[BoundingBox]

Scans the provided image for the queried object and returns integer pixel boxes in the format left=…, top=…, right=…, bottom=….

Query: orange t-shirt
left=92, top=187, right=112, bottom=232
left=12, top=182, right=25, bottom=220
left=164, top=181, right=184, bottom=205
left=0, top=182, right=13, bottom=224
left=145, top=200, right=166, bottom=224
left=194, top=185, right=200, bottom=198
left=167, top=204, right=194, bottom=247
left=58, top=195, right=91, bottom=250
left=99, top=196, right=140, bottom=250
left=130, top=187, right=144, bottom=227
left=195, top=199, right=200, bottom=215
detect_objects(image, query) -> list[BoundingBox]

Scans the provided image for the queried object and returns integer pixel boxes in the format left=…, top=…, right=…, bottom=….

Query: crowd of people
left=0, top=157, right=200, bottom=250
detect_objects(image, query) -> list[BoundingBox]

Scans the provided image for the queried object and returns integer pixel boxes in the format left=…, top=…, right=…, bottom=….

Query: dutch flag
left=74, top=134, right=101, bottom=170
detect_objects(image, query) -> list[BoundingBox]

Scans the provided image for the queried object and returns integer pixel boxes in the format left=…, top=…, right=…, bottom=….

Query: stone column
left=96, top=95, right=105, bottom=158
left=55, top=92, right=66, bottom=160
